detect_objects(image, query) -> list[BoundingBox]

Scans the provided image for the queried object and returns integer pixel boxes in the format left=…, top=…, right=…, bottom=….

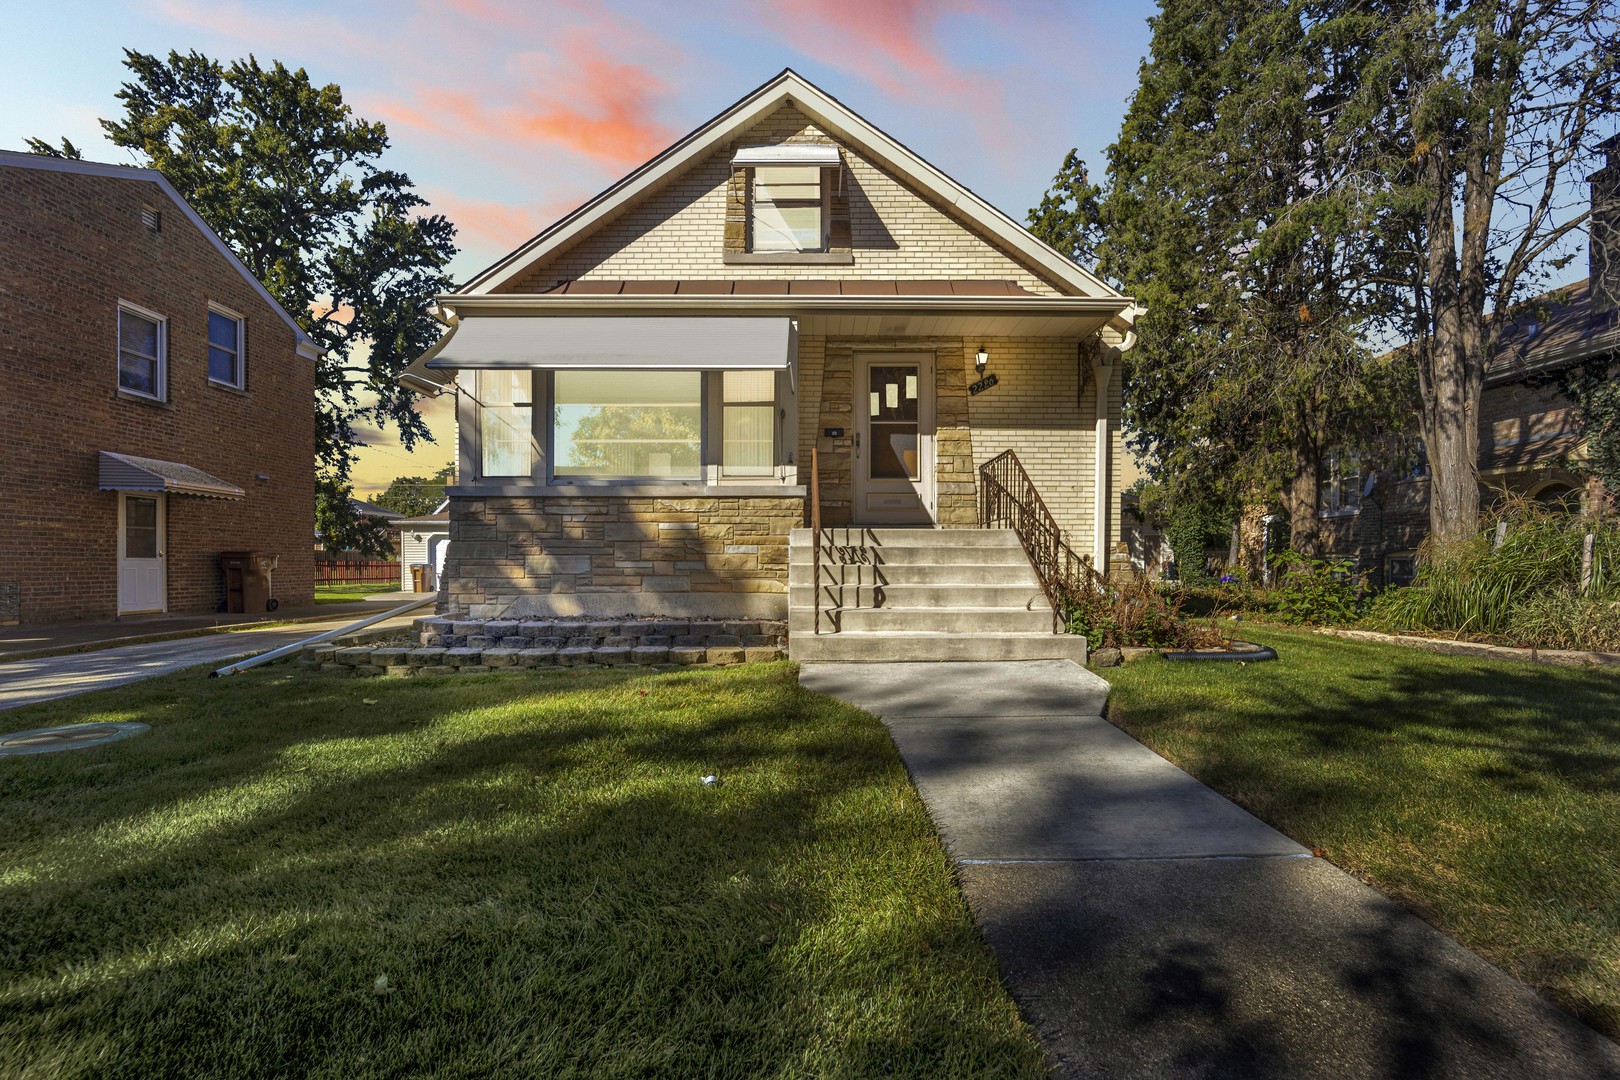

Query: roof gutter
left=436, top=293, right=1134, bottom=319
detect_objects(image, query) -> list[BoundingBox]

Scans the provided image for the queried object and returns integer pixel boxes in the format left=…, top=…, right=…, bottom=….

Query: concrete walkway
left=0, top=614, right=418, bottom=713
left=0, top=603, right=379, bottom=662
left=799, top=660, right=1620, bottom=1080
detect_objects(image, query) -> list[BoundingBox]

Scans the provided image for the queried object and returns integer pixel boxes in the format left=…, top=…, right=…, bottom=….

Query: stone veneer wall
left=443, top=495, right=801, bottom=620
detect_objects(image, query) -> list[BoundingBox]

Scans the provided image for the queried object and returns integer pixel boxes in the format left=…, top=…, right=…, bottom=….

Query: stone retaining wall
left=297, top=615, right=788, bottom=676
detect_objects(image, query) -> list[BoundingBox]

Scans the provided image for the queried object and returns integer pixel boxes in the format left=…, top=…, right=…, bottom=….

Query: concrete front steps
left=788, top=528, right=1086, bottom=663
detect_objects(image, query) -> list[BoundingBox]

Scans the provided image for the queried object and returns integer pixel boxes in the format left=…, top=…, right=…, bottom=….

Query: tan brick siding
left=0, top=166, right=315, bottom=622
left=500, top=104, right=1066, bottom=296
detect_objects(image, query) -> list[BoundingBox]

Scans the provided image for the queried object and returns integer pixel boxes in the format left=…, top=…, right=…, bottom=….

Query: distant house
left=1311, top=135, right=1619, bottom=585
left=0, top=150, right=320, bottom=623
left=395, top=502, right=450, bottom=592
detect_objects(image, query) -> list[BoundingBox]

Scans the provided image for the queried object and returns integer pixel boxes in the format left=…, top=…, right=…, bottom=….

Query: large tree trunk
left=1281, top=426, right=1322, bottom=556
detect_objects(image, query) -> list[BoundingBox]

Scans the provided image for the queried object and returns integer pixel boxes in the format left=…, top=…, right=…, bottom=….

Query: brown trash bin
left=220, top=551, right=280, bottom=613
left=410, top=564, right=425, bottom=593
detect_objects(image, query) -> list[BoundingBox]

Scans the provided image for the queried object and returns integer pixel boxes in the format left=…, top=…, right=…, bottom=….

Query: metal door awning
left=423, top=316, right=796, bottom=371
left=98, top=451, right=244, bottom=499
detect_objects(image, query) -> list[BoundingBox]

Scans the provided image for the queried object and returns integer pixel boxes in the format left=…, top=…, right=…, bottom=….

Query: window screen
left=480, top=371, right=534, bottom=478
left=751, top=166, right=824, bottom=253
left=208, top=309, right=243, bottom=387
left=722, top=370, right=775, bottom=477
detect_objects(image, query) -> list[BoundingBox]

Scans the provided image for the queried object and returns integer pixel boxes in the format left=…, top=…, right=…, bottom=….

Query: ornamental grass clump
left=1061, top=570, right=1228, bottom=651
left=1365, top=497, right=1620, bottom=648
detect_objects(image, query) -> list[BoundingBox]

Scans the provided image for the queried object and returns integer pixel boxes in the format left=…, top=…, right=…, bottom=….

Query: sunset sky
left=2, top=0, right=1157, bottom=495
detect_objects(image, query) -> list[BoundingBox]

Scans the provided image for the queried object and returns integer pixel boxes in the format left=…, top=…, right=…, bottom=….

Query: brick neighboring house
left=1302, top=136, right=1620, bottom=585
left=399, top=71, right=1141, bottom=658
left=0, top=151, right=321, bottom=624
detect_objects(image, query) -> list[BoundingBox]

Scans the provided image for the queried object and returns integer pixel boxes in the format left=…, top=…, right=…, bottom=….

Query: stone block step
left=790, top=545, right=1033, bottom=568
left=789, top=630, right=1086, bottom=664
left=791, top=605, right=1055, bottom=635
left=788, top=582, right=1049, bottom=610
left=789, top=560, right=1041, bottom=588
left=790, top=528, right=1026, bottom=549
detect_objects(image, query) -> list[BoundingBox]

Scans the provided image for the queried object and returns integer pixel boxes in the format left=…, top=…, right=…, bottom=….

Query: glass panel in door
left=867, top=364, right=919, bottom=481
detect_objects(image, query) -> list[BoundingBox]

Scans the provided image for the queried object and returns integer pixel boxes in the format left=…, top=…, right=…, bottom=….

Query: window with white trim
left=479, top=370, right=534, bottom=478
left=207, top=305, right=245, bottom=388
left=118, top=303, right=166, bottom=400
left=553, top=371, right=702, bottom=480
left=1317, top=450, right=1362, bottom=516
left=751, top=166, right=827, bottom=253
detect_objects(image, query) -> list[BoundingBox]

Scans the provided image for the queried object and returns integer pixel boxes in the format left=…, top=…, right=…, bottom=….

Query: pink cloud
left=424, top=189, right=586, bottom=257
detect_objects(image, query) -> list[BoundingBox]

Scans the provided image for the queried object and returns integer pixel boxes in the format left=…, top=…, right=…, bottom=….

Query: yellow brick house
left=402, top=70, right=1140, bottom=662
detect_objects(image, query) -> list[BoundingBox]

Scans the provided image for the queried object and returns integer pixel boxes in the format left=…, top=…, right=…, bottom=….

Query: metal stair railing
left=977, top=449, right=1095, bottom=633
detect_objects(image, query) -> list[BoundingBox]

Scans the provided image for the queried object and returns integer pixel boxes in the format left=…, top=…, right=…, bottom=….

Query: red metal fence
left=315, top=559, right=401, bottom=586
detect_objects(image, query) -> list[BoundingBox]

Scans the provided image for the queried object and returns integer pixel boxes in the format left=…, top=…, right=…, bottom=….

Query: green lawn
left=313, top=583, right=400, bottom=604
left=0, top=663, right=1047, bottom=1078
left=1102, top=627, right=1620, bottom=1037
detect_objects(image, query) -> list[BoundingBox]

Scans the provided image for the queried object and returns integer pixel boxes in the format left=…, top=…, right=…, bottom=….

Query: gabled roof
left=1488, top=277, right=1620, bottom=386
left=460, top=69, right=1126, bottom=303
left=0, top=149, right=322, bottom=360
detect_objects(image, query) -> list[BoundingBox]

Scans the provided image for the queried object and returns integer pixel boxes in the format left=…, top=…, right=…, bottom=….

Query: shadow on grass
left=0, top=664, right=1048, bottom=1078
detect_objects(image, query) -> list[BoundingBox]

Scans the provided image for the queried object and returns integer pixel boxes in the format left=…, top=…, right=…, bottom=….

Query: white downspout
left=1093, top=313, right=1142, bottom=578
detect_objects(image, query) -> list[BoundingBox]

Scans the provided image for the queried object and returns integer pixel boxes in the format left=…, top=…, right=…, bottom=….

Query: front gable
left=498, top=104, right=1064, bottom=296
left=467, top=71, right=1122, bottom=301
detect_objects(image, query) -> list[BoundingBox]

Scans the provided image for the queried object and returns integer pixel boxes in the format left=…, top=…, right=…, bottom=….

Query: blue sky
left=1, top=1, right=1159, bottom=491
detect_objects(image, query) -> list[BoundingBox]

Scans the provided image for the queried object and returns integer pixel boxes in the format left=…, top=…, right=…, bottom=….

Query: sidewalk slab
left=798, top=659, right=1110, bottom=718
left=884, top=712, right=1306, bottom=861
left=962, top=858, right=1620, bottom=1080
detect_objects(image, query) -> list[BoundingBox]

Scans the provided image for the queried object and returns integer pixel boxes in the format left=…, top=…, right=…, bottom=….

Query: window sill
left=208, top=379, right=248, bottom=395
left=1317, top=508, right=1361, bottom=519
left=448, top=483, right=807, bottom=499
left=116, top=389, right=171, bottom=408
left=723, top=251, right=854, bottom=265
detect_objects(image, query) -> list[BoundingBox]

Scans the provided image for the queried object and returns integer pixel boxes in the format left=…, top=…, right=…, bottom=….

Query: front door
left=118, top=493, right=167, bottom=614
left=853, top=352, right=934, bottom=525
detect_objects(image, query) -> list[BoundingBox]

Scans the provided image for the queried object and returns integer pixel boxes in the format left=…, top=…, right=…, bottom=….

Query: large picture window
left=480, top=370, right=534, bottom=478
left=751, top=166, right=825, bottom=253
left=553, top=371, right=702, bottom=479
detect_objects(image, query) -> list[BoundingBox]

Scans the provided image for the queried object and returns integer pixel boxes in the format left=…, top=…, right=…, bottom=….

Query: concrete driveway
left=0, top=615, right=416, bottom=712
left=800, top=660, right=1620, bottom=1080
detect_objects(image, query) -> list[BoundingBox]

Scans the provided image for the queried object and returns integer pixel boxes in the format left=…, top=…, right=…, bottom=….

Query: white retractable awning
left=731, top=145, right=841, bottom=167
left=98, top=452, right=244, bottom=499
left=424, top=316, right=796, bottom=371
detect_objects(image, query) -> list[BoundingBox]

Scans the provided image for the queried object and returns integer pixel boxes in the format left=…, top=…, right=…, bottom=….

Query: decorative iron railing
left=809, top=446, right=823, bottom=634
left=977, top=449, right=1094, bottom=633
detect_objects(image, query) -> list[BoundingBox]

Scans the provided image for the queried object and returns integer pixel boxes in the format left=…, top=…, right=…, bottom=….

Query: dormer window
left=732, top=145, right=840, bottom=256
left=752, top=166, right=826, bottom=252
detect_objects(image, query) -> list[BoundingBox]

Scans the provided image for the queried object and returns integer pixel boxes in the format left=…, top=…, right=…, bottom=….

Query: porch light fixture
left=975, top=347, right=988, bottom=373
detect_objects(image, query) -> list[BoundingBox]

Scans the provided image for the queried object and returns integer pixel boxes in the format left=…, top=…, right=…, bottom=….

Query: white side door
left=117, top=493, right=167, bottom=614
left=852, top=352, right=935, bottom=525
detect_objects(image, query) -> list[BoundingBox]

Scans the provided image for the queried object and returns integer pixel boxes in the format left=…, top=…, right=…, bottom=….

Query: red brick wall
left=0, top=164, right=315, bottom=623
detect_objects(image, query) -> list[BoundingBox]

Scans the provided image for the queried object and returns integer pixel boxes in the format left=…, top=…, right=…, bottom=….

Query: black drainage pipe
left=1162, top=646, right=1279, bottom=663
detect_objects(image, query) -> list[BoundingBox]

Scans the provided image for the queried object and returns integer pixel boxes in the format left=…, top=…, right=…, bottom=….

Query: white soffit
left=731, top=144, right=841, bottom=166
left=425, top=316, right=795, bottom=371
left=460, top=70, right=1128, bottom=303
